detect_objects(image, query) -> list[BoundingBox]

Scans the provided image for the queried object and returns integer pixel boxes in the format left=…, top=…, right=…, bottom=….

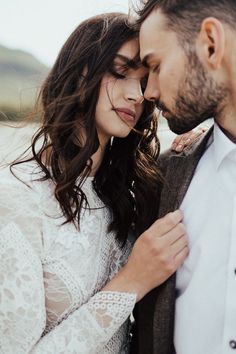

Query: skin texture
left=95, top=38, right=146, bottom=147
left=139, top=9, right=236, bottom=140
left=94, top=37, right=204, bottom=169
left=171, top=126, right=207, bottom=152
left=104, top=209, right=188, bottom=302
left=91, top=38, right=146, bottom=174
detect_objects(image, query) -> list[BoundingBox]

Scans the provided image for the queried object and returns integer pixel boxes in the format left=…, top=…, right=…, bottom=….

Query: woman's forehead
left=117, top=38, right=140, bottom=60
left=114, top=38, right=147, bottom=71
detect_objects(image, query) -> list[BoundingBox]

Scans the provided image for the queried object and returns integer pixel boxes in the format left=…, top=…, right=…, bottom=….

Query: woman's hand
left=171, top=126, right=208, bottom=152
left=103, top=210, right=188, bottom=302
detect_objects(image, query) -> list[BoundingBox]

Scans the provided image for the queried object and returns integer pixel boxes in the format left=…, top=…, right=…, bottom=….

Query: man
left=130, top=1, right=236, bottom=353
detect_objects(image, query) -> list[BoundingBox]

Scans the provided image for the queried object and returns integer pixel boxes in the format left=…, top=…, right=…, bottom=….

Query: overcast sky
left=0, top=0, right=131, bottom=66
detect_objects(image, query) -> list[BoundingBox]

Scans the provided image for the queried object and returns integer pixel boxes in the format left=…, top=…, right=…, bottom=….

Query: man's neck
left=217, top=123, right=236, bottom=144
left=216, top=103, right=236, bottom=143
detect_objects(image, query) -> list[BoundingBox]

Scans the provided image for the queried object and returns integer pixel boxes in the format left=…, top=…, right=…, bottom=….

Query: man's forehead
left=140, top=8, right=167, bottom=37
left=139, top=10, right=175, bottom=61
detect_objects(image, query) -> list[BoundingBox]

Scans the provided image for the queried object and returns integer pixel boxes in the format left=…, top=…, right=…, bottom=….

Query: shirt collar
left=213, top=123, right=236, bottom=169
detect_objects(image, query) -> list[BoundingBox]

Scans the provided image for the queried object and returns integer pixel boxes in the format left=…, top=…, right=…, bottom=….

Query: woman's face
left=95, top=38, right=148, bottom=146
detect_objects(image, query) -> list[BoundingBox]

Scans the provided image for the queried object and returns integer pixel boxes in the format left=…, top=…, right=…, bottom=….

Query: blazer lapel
left=158, top=126, right=214, bottom=217
left=153, top=127, right=214, bottom=354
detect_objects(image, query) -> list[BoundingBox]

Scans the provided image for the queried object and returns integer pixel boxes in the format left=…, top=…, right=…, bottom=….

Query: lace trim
left=88, top=291, right=136, bottom=331
left=31, top=291, right=136, bottom=354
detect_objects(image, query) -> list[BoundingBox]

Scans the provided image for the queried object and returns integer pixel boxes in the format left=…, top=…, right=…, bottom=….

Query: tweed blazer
left=130, top=126, right=214, bottom=354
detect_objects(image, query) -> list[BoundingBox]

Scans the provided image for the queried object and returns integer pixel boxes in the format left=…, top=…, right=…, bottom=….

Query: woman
left=0, top=12, right=195, bottom=353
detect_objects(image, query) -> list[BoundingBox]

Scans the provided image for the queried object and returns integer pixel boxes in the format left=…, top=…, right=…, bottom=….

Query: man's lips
left=114, top=108, right=136, bottom=122
left=155, top=102, right=169, bottom=114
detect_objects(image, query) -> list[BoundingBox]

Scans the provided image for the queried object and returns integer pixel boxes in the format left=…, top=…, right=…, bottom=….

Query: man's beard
left=157, top=52, right=228, bottom=134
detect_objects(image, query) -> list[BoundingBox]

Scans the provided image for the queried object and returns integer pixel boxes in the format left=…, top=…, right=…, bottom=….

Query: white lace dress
left=0, top=162, right=136, bottom=354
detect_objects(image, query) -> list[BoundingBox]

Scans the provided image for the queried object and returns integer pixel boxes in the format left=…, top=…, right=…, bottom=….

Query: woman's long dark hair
left=11, top=12, right=162, bottom=245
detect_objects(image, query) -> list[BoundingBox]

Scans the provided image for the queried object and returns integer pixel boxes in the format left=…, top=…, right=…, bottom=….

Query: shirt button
left=230, top=340, right=236, bottom=349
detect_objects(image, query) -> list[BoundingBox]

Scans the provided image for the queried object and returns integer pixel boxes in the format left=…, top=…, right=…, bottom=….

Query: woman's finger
left=171, top=131, right=195, bottom=152
left=171, top=126, right=209, bottom=152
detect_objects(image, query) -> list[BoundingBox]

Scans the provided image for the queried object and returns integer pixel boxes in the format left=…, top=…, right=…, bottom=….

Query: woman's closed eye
left=108, top=63, right=129, bottom=79
left=109, top=68, right=127, bottom=79
left=108, top=63, right=148, bottom=94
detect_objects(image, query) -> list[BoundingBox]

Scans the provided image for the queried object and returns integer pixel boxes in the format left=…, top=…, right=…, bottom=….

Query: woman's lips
left=114, top=108, right=136, bottom=123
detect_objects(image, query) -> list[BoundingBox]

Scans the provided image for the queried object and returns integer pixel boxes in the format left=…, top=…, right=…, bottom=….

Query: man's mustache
left=155, top=100, right=170, bottom=113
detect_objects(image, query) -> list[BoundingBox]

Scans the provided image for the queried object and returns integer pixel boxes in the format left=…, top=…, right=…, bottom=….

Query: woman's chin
left=113, top=129, right=132, bottom=139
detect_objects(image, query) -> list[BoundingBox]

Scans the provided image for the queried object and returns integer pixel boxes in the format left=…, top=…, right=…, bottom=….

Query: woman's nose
left=125, top=80, right=144, bottom=105
left=126, top=93, right=144, bottom=105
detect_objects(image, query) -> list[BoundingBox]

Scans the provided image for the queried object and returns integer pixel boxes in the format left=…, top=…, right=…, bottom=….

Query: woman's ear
left=197, top=17, right=225, bottom=70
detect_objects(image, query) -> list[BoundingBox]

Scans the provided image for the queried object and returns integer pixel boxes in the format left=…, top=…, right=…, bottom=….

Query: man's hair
left=138, top=0, right=236, bottom=46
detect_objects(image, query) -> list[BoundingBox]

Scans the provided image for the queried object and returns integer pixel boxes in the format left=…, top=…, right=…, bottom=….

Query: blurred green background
left=0, top=44, right=49, bottom=121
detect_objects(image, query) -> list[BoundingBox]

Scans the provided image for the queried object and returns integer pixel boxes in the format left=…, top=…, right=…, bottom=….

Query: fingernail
left=176, top=144, right=183, bottom=151
left=172, top=210, right=183, bottom=218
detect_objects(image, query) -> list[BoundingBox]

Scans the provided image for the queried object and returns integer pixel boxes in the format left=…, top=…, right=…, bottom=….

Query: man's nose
left=144, top=76, right=160, bottom=102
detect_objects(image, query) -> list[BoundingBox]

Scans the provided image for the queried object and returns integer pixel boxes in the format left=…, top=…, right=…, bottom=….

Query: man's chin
left=166, top=117, right=199, bottom=135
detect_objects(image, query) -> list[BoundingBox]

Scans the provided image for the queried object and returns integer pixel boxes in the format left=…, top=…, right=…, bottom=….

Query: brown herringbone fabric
left=130, top=127, right=213, bottom=354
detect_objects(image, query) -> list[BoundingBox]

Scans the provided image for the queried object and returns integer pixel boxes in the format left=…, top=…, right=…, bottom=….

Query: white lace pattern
left=0, top=163, right=136, bottom=354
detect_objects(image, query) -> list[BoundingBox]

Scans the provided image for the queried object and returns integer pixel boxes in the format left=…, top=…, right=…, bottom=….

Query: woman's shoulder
left=0, top=161, right=46, bottom=258
left=0, top=160, right=45, bottom=190
left=0, top=161, right=46, bottom=209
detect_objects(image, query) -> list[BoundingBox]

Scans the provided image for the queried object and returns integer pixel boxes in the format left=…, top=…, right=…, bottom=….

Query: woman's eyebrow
left=114, top=54, right=140, bottom=69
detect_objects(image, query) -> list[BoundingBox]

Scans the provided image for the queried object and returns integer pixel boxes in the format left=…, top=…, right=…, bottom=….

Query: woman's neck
left=89, top=144, right=106, bottom=177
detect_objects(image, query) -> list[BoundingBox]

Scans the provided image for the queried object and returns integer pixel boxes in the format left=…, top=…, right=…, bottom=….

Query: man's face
left=139, top=9, right=226, bottom=134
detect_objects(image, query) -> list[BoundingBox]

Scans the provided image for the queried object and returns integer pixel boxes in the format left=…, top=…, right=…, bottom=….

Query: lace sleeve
left=0, top=222, right=46, bottom=353
left=0, top=226, right=136, bottom=354
left=31, top=291, right=136, bottom=354
left=0, top=175, right=46, bottom=353
left=32, top=232, right=136, bottom=353
left=108, top=237, right=134, bottom=281
left=0, top=173, right=136, bottom=354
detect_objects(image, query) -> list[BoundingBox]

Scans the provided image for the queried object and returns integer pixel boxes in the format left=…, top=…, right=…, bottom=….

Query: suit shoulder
left=157, top=148, right=184, bottom=171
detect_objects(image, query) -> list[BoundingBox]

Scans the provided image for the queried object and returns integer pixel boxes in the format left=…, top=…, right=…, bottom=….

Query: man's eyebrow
left=114, top=54, right=140, bottom=69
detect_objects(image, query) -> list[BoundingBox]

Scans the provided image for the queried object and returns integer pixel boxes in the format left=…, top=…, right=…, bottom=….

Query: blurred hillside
left=0, top=44, right=49, bottom=120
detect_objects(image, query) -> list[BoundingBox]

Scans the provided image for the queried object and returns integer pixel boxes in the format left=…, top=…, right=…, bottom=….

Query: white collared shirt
left=174, top=123, right=236, bottom=354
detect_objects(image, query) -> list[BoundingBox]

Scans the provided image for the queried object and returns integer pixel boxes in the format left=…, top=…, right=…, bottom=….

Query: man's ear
left=197, top=17, right=225, bottom=69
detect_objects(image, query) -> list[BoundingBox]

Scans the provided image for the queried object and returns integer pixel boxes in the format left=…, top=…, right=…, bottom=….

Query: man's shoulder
left=159, top=148, right=181, bottom=162
left=157, top=146, right=191, bottom=174
left=158, top=127, right=214, bottom=172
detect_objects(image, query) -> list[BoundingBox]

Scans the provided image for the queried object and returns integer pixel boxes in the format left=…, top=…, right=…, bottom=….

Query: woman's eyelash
left=108, top=68, right=148, bottom=93
left=109, top=68, right=127, bottom=79
left=153, top=64, right=160, bottom=73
